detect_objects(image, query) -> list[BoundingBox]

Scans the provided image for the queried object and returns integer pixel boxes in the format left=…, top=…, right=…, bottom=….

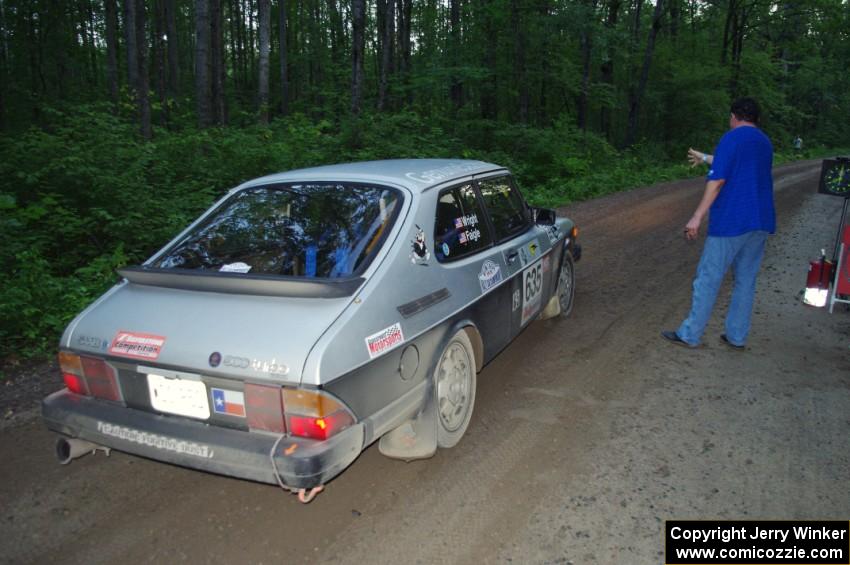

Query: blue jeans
left=676, top=231, right=768, bottom=346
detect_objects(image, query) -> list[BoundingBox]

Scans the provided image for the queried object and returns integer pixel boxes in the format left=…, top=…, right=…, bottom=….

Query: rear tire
left=435, top=330, right=476, bottom=448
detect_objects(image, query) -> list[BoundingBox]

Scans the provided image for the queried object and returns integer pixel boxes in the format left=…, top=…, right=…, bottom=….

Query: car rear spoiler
left=118, top=266, right=365, bottom=298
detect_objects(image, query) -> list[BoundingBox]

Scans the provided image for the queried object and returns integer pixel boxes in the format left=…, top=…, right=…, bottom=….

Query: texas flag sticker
left=211, top=388, right=246, bottom=417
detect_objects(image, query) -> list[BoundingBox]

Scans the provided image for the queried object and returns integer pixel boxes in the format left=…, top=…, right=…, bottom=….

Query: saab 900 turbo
left=42, top=159, right=581, bottom=502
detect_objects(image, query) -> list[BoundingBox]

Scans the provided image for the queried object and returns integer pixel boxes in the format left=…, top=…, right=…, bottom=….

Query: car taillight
left=245, top=383, right=286, bottom=433
left=58, top=351, right=121, bottom=401
left=282, top=388, right=355, bottom=441
left=62, top=373, right=88, bottom=395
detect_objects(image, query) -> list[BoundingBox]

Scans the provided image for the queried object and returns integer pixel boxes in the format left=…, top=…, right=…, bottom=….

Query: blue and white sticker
left=442, top=242, right=451, bottom=256
left=478, top=260, right=503, bottom=293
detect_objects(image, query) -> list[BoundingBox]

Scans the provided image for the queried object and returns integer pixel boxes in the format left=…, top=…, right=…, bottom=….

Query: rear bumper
left=41, top=390, right=364, bottom=489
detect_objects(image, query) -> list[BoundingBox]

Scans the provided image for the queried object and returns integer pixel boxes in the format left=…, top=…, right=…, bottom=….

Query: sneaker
left=720, top=334, right=745, bottom=350
left=661, top=330, right=698, bottom=348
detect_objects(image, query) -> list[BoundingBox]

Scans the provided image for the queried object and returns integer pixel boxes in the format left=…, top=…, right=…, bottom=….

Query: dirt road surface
left=1, top=160, right=848, bottom=564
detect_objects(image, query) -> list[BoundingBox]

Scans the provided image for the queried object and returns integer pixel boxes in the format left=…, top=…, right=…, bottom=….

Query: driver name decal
left=109, top=331, right=166, bottom=360
left=366, top=323, right=405, bottom=359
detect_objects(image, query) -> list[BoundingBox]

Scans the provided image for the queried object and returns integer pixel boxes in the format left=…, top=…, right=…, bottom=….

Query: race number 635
left=524, top=261, right=543, bottom=303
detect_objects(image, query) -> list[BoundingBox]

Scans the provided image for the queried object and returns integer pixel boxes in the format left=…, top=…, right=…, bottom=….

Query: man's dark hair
left=731, top=97, right=760, bottom=124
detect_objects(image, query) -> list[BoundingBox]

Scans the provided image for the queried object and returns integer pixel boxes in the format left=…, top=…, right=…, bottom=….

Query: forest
left=0, top=0, right=849, bottom=362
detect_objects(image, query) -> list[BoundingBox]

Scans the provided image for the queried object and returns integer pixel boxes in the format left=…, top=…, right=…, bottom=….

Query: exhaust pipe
left=55, top=437, right=110, bottom=465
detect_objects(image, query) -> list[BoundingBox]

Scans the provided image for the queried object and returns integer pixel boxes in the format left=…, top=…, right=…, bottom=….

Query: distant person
left=663, top=97, right=775, bottom=349
left=793, top=135, right=803, bottom=151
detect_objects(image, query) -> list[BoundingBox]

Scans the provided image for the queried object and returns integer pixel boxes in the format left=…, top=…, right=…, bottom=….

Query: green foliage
left=0, top=105, right=842, bottom=361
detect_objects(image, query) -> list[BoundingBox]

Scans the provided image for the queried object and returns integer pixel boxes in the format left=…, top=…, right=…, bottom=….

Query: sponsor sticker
left=442, top=242, right=450, bottom=256
left=97, top=421, right=214, bottom=459
left=547, top=226, right=560, bottom=245
left=512, top=289, right=521, bottom=311
left=109, top=331, right=166, bottom=360
left=542, top=255, right=551, bottom=274
left=478, top=260, right=504, bottom=293
left=527, top=238, right=541, bottom=258
left=410, top=225, right=430, bottom=265
left=366, top=322, right=405, bottom=359
left=212, top=388, right=246, bottom=417
left=521, top=259, right=544, bottom=325
left=220, top=262, right=252, bottom=273
left=405, top=162, right=487, bottom=184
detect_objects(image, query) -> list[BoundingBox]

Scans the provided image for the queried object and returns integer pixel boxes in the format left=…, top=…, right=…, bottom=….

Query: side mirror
left=532, top=207, right=557, bottom=226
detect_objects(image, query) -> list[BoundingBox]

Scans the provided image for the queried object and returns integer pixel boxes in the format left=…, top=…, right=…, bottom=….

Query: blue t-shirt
left=706, top=126, right=775, bottom=237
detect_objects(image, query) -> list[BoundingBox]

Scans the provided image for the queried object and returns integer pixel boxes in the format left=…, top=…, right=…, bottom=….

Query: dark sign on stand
left=818, top=157, right=850, bottom=197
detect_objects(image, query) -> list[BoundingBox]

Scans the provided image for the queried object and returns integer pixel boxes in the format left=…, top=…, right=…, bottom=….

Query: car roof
left=241, top=159, right=507, bottom=193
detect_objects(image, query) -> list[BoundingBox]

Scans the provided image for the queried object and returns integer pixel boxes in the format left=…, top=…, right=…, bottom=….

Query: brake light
left=282, top=388, right=354, bottom=441
left=245, top=383, right=286, bottom=433
left=58, top=351, right=120, bottom=401
left=63, top=373, right=88, bottom=395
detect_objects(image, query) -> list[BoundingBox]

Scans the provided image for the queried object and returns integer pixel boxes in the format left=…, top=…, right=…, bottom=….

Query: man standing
left=663, top=98, right=775, bottom=349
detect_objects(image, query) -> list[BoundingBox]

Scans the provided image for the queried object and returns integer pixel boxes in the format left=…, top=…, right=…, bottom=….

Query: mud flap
left=378, top=380, right=438, bottom=462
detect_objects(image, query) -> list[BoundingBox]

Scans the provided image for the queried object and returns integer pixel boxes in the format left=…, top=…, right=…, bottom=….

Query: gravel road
left=1, top=160, right=848, bottom=564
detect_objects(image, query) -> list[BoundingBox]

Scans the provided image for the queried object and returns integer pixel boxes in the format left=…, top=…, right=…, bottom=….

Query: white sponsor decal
left=219, top=262, right=252, bottom=273
left=366, top=322, right=405, bottom=359
left=521, top=259, right=544, bottom=325
left=109, top=331, right=166, bottom=360
left=405, top=162, right=486, bottom=184
left=512, top=289, right=521, bottom=311
left=97, top=421, right=214, bottom=459
left=478, top=260, right=504, bottom=293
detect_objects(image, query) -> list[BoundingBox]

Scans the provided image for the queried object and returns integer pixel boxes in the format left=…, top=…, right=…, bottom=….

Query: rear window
left=153, top=183, right=401, bottom=278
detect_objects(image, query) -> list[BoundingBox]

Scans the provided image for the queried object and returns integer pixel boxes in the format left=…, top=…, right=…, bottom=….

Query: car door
left=474, top=174, right=553, bottom=338
left=433, top=181, right=513, bottom=357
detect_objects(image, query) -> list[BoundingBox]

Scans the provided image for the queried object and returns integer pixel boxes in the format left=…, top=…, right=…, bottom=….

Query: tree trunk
left=478, top=0, right=495, bottom=119
left=397, top=0, right=412, bottom=107
left=512, top=0, right=528, bottom=122
left=351, top=0, right=365, bottom=114
left=378, top=0, right=394, bottom=110
left=668, top=0, right=680, bottom=38
left=624, top=0, right=664, bottom=148
left=195, top=0, right=212, bottom=128
left=257, top=0, right=270, bottom=124
left=449, top=0, right=462, bottom=110
left=165, top=0, right=179, bottom=96
left=577, top=0, right=595, bottom=131
left=123, top=0, right=139, bottom=96
left=135, top=0, right=152, bottom=139
left=247, top=0, right=255, bottom=88
left=86, top=0, right=98, bottom=87
left=0, top=0, right=6, bottom=129
left=153, top=0, right=168, bottom=126
left=599, top=0, right=620, bottom=139
left=211, top=0, right=227, bottom=124
left=105, top=0, right=119, bottom=111
left=278, top=0, right=288, bottom=115
left=328, top=0, right=343, bottom=60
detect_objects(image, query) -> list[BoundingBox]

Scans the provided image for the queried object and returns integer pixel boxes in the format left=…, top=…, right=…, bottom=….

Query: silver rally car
left=43, top=159, right=580, bottom=502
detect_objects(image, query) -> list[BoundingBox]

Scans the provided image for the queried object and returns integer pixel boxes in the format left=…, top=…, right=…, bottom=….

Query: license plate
left=147, top=373, right=210, bottom=420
